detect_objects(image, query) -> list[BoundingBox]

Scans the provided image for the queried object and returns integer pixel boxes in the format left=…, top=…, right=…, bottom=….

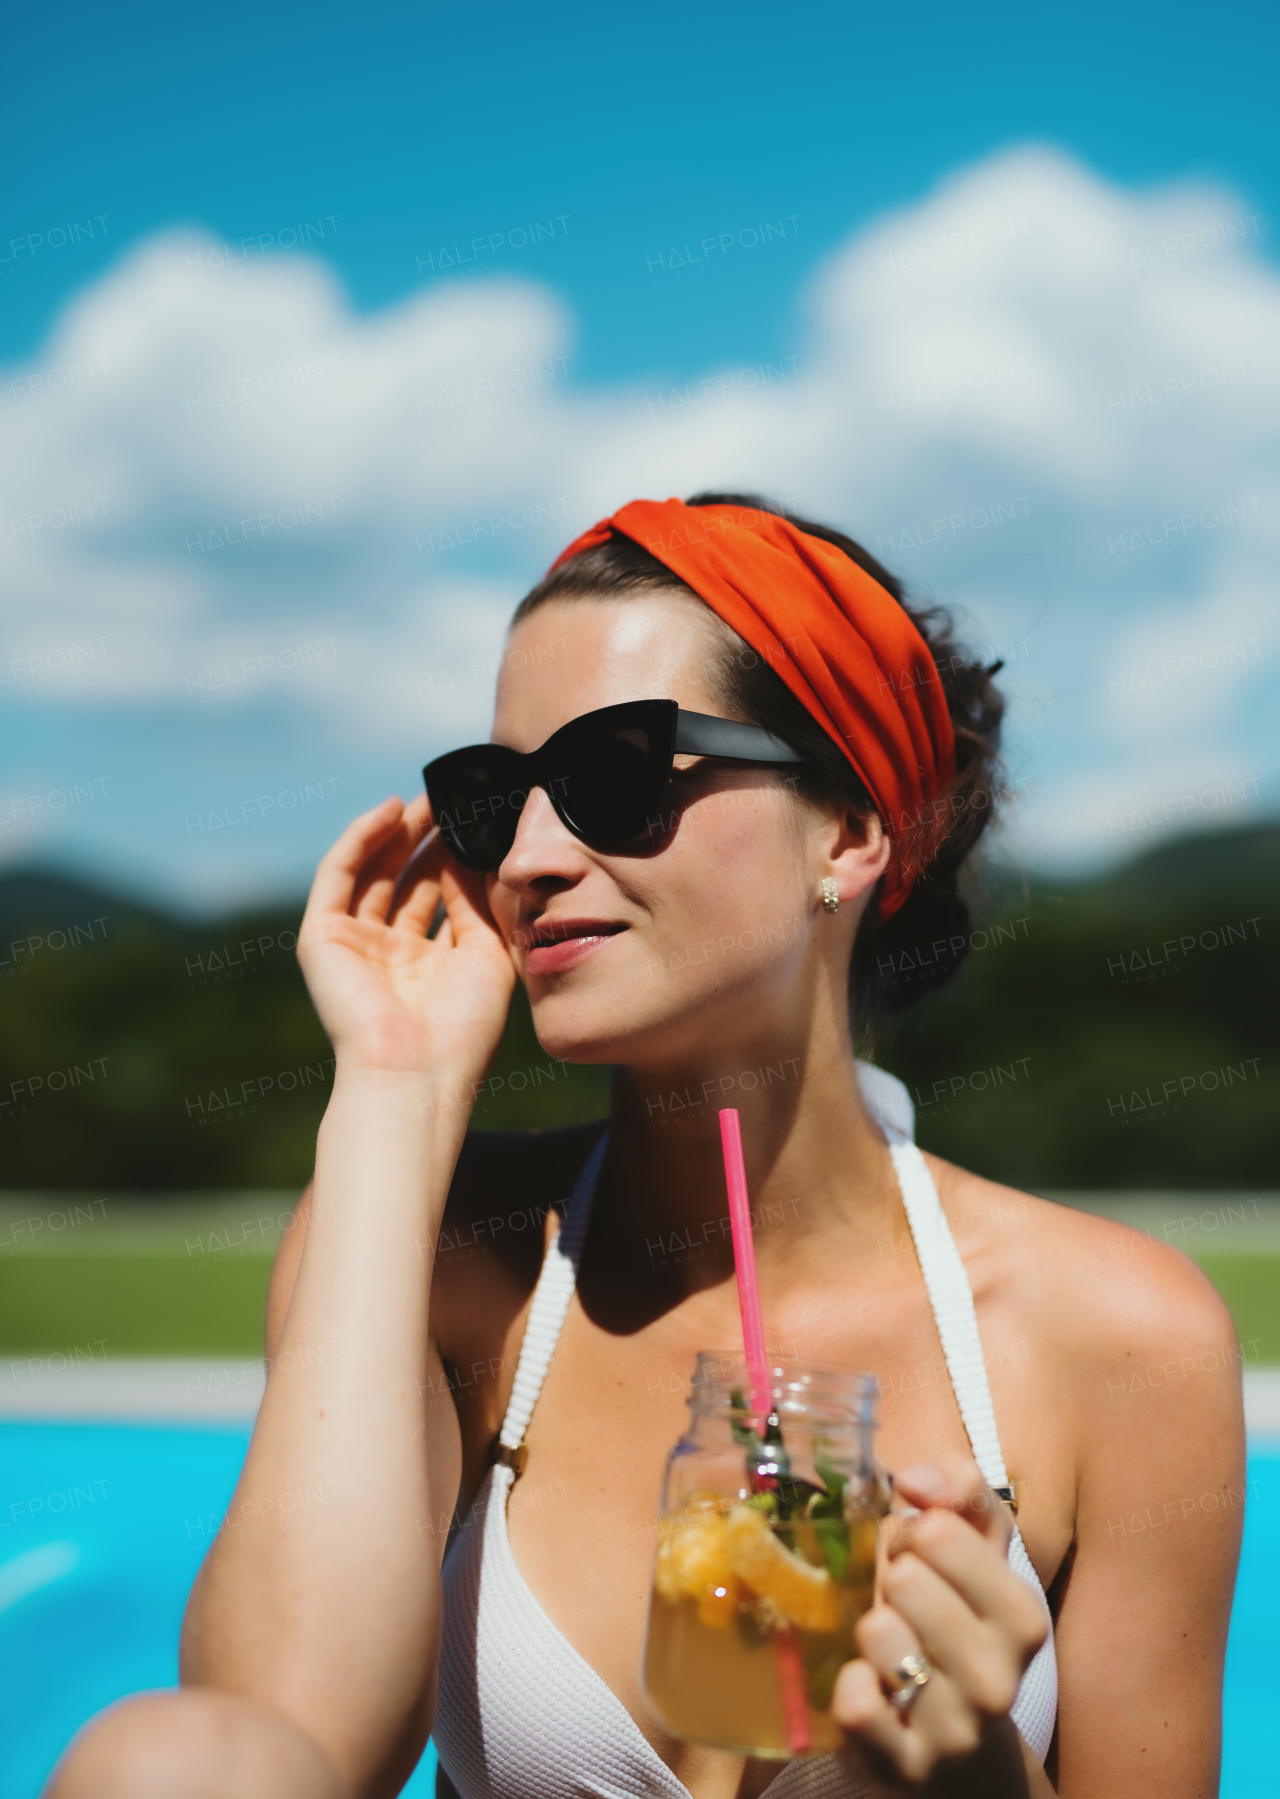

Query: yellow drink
left=642, top=1498, right=879, bottom=1757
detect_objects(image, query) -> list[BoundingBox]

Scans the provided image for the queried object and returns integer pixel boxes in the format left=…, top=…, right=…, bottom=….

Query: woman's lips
left=524, top=921, right=628, bottom=976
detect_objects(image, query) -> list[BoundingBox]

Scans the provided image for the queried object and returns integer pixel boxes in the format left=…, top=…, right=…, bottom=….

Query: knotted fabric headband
left=549, top=497, right=957, bottom=919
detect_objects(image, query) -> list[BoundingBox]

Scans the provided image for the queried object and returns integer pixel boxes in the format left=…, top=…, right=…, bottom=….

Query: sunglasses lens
left=549, top=716, right=670, bottom=845
left=426, top=749, right=525, bottom=871
left=425, top=702, right=677, bottom=867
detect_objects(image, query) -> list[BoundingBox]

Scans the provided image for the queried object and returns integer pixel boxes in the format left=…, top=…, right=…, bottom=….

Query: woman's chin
left=527, top=1018, right=628, bottom=1066
left=529, top=991, right=745, bottom=1071
left=526, top=988, right=663, bottom=1067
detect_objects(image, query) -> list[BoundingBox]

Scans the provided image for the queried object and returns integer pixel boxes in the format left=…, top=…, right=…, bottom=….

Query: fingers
left=383, top=798, right=507, bottom=956
left=880, top=1547, right=1044, bottom=1717
left=382, top=794, right=447, bottom=932
left=302, top=799, right=406, bottom=934
left=834, top=1607, right=981, bottom=1782
left=884, top=1512, right=1047, bottom=1665
left=352, top=793, right=436, bottom=922
left=892, top=1453, right=1013, bottom=1551
left=436, top=859, right=510, bottom=957
left=830, top=1454, right=1047, bottom=1784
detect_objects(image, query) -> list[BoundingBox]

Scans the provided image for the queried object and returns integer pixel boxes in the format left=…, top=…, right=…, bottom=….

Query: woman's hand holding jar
left=832, top=1453, right=1051, bottom=1792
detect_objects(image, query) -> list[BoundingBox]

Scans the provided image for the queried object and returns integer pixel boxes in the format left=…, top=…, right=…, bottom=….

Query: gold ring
left=888, top=1650, right=933, bottom=1714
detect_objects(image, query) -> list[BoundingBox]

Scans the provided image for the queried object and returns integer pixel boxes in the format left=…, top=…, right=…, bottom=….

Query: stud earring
left=821, top=878, right=840, bottom=914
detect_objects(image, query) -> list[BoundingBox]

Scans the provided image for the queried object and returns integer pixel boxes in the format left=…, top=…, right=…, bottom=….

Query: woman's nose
left=497, top=780, right=590, bottom=888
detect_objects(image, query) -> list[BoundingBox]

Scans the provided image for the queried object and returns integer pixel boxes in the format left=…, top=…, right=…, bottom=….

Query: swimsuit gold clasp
left=493, top=1439, right=528, bottom=1476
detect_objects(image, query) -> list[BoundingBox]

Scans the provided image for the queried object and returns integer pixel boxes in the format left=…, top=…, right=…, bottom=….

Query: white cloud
left=1007, top=753, right=1266, bottom=872
left=1099, top=582, right=1271, bottom=739
left=1, top=144, right=1277, bottom=900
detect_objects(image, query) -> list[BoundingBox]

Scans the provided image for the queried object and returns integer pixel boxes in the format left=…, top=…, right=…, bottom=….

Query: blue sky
left=6, top=1, right=1277, bottom=376
left=2, top=0, right=1277, bottom=913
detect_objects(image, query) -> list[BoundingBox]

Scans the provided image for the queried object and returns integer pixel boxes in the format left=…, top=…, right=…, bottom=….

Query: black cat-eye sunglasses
left=423, top=698, right=806, bottom=872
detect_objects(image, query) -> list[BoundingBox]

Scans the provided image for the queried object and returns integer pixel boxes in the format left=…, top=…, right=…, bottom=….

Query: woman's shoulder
left=925, top=1154, right=1244, bottom=1573
left=922, top=1152, right=1237, bottom=1373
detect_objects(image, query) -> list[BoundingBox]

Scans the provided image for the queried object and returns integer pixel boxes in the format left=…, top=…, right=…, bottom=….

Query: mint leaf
left=813, top=1518, right=850, bottom=1582
left=814, top=1455, right=849, bottom=1504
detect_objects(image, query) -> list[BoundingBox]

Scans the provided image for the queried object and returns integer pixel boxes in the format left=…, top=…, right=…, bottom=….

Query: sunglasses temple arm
left=673, top=710, right=806, bottom=764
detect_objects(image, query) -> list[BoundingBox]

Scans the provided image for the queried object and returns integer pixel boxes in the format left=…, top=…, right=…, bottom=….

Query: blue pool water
left=0, top=1425, right=437, bottom=1798
left=0, top=1423, right=1274, bottom=1797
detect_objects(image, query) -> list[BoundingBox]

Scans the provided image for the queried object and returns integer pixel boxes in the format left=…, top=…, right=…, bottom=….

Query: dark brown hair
left=512, top=492, right=1006, bottom=1024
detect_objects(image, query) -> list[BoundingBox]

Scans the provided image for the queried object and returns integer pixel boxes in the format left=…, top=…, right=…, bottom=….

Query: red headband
left=549, top=498, right=957, bottom=918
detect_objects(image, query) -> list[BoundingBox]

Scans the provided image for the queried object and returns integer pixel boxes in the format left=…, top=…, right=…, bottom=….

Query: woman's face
left=485, top=593, right=887, bottom=1068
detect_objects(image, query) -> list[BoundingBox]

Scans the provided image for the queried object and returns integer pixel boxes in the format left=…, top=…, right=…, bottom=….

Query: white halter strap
left=884, top=1131, right=1009, bottom=1489
left=498, top=1132, right=609, bottom=1454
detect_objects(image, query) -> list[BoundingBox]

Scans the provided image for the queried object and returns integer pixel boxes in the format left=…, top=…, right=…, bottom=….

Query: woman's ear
left=826, top=808, right=891, bottom=910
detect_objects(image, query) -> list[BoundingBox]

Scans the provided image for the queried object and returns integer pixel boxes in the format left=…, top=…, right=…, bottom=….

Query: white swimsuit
left=435, top=1065, right=1058, bottom=1795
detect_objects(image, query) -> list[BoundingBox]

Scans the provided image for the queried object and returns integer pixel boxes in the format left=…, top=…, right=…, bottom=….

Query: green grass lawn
left=0, top=1252, right=273, bottom=1357
left=1, top=1243, right=1276, bottom=1364
left=1194, top=1255, right=1280, bottom=1365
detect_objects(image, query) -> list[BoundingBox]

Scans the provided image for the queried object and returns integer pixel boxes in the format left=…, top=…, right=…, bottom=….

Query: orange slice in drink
left=654, top=1506, right=741, bottom=1627
left=694, top=1578, right=740, bottom=1628
left=726, top=1505, right=840, bottom=1632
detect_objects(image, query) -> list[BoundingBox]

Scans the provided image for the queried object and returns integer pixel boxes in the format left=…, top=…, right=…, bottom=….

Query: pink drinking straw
left=773, top=1630, right=813, bottom=1755
left=718, top=1108, right=769, bottom=1414
left=718, top=1108, right=812, bottom=1756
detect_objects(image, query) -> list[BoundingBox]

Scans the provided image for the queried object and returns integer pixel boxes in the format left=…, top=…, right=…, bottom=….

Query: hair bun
left=856, top=865, right=970, bottom=1014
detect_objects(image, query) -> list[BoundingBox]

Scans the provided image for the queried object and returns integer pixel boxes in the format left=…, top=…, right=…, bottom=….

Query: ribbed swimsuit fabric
left=434, top=1065, right=1058, bottom=1796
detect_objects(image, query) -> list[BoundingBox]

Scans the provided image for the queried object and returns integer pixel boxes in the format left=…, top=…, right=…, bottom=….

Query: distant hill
left=0, top=822, right=1274, bottom=1191
left=0, top=865, right=169, bottom=947
left=1007, top=822, right=1280, bottom=916
left=877, top=823, right=1277, bottom=1190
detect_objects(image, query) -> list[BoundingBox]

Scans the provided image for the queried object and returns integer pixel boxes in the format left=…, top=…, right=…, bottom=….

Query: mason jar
left=641, top=1353, right=886, bottom=1759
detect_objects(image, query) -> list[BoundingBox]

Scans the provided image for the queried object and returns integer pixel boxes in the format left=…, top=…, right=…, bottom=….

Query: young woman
left=50, top=496, right=1243, bottom=1799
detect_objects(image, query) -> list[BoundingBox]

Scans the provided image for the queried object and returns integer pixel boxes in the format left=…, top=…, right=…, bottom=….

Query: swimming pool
left=1, top=1423, right=1273, bottom=1796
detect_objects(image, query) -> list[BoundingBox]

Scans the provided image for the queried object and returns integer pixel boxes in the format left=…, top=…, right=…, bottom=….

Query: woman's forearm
left=180, top=1064, right=468, bottom=1774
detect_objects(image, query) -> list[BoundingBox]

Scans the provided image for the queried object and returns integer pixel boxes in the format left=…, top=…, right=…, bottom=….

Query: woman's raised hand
left=832, top=1453, right=1049, bottom=1790
left=297, top=794, right=516, bottom=1089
